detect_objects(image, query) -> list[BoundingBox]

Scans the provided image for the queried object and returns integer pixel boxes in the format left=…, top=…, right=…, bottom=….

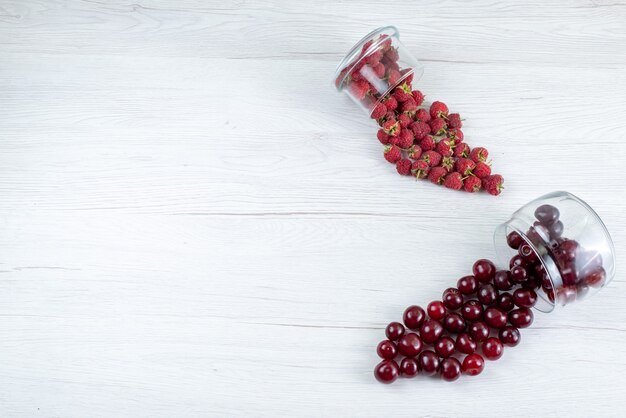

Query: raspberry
left=411, top=160, right=430, bottom=179
left=443, top=172, right=463, bottom=190
left=447, top=128, right=464, bottom=144
left=397, top=129, right=414, bottom=149
left=419, top=135, right=436, bottom=151
left=388, top=69, right=402, bottom=86
left=393, top=85, right=412, bottom=103
left=455, top=158, right=476, bottom=176
left=483, top=174, right=504, bottom=196
left=436, top=140, right=454, bottom=157
left=421, top=150, right=442, bottom=167
left=441, top=156, right=455, bottom=172
left=401, top=69, right=414, bottom=85
left=410, top=121, right=430, bottom=140
left=366, top=50, right=383, bottom=66
left=400, top=98, right=417, bottom=114
left=473, top=161, right=492, bottom=178
left=408, top=145, right=423, bottom=160
left=384, top=145, right=402, bottom=164
left=470, top=147, right=489, bottom=163
left=398, top=113, right=412, bottom=128
left=373, top=62, right=386, bottom=78
left=349, top=79, right=370, bottom=100
left=429, top=118, right=447, bottom=136
left=385, top=47, right=399, bottom=62
left=382, top=96, right=398, bottom=111
left=428, top=166, right=448, bottom=184
left=396, top=158, right=412, bottom=175
left=430, top=101, right=449, bottom=119
left=371, top=103, right=387, bottom=119
left=377, top=129, right=390, bottom=145
left=383, top=119, right=400, bottom=136
left=416, top=108, right=431, bottom=123
left=447, top=113, right=462, bottom=129
left=412, top=90, right=425, bottom=106
left=453, top=143, right=470, bottom=158
left=464, top=176, right=482, bottom=193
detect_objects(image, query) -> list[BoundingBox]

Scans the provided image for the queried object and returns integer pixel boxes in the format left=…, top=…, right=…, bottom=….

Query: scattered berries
left=455, top=158, right=476, bottom=176
left=443, top=172, right=463, bottom=190
left=470, top=147, right=489, bottom=163
left=473, top=161, right=491, bottom=178
left=428, top=166, right=448, bottom=185
left=430, top=101, right=449, bottom=119
left=384, top=145, right=402, bottom=163
left=463, top=176, right=482, bottom=193
left=483, top=174, right=505, bottom=196
left=396, top=158, right=412, bottom=175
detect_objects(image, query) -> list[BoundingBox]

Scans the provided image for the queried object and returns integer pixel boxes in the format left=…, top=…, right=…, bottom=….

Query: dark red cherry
left=461, top=300, right=483, bottom=322
left=529, top=222, right=551, bottom=243
left=435, top=336, right=456, bottom=358
left=477, top=284, right=498, bottom=305
left=417, top=350, right=440, bottom=376
left=499, top=326, right=521, bottom=347
left=385, top=322, right=405, bottom=341
left=374, top=360, right=399, bottom=383
left=535, top=204, right=559, bottom=225
left=403, top=305, right=426, bottom=330
left=469, top=321, right=490, bottom=342
left=397, top=332, right=423, bottom=357
left=484, top=307, right=507, bottom=328
left=559, top=262, right=578, bottom=286
left=507, top=231, right=523, bottom=249
left=519, top=243, right=539, bottom=263
left=549, top=220, right=564, bottom=238
left=443, top=313, right=466, bottom=333
left=557, top=239, right=579, bottom=262
left=582, top=267, right=606, bottom=288
left=508, top=308, right=533, bottom=328
left=462, top=353, right=485, bottom=376
left=427, top=301, right=447, bottom=320
left=442, top=288, right=463, bottom=310
left=376, top=340, right=397, bottom=359
left=494, top=270, right=513, bottom=291
left=482, top=337, right=504, bottom=360
left=496, top=292, right=515, bottom=311
left=456, top=333, right=477, bottom=354
left=513, top=288, right=537, bottom=308
left=473, top=259, right=496, bottom=283
left=440, top=358, right=462, bottom=382
left=556, top=285, right=577, bottom=305
left=400, top=357, right=419, bottom=378
left=457, top=275, right=478, bottom=295
left=420, top=319, right=444, bottom=344
left=510, top=265, right=528, bottom=284
left=509, top=254, right=527, bottom=269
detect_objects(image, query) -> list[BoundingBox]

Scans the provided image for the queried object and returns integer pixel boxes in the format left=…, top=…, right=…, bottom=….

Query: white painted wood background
left=1, top=0, right=626, bottom=416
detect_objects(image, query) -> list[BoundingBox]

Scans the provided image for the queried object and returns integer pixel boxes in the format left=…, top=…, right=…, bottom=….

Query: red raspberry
left=443, top=172, right=463, bottom=190
left=441, top=156, right=455, bottom=172
left=371, top=103, right=387, bottom=119
left=464, top=176, right=482, bottom=193
left=473, top=161, right=491, bottom=178
left=453, top=143, right=470, bottom=158
left=393, top=86, right=412, bottom=103
left=408, top=145, right=423, bottom=160
left=436, top=140, right=454, bottom=157
left=419, top=135, right=436, bottom=151
left=455, top=158, right=476, bottom=176
left=447, top=113, right=462, bottom=129
left=373, top=62, right=386, bottom=78
left=412, top=90, right=425, bottom=106
left=470, top=147, right=489, bottom=163
left=411, top=160, right=430, bottom=179
left=388, top=69, right=402, bottom=86
left=400, top=98, right=417, bottom=114
left=448, top=128, right=464, bottom=144
left=421, top=150, right=442, bottom=167
left=429, top=118, right=447, bottom=136
left=385, top=48, right=399, bottom=62
left=382, top=96, right=398, bottom=111
left=377, top=129, right=390, bottom=145
left=482, top=174, right=504, bottom=196
left=416, top=108, right=431, bottom=123
left=384, top=145, right=402, bottom=164
left=366, top=50, right=383, bottom=66
left=383, top=119, right=400, bottom=137
left=398, top=113, right=412, bottom=128
left=410, top=121, right=430, bottom=140
left=428, top=166, right=448, bottom=184
left=430, top=101, right=449, bottom=119
left=401, top=69, right=414, bottom=84
left=396, top=158, right=412, bottom=175
left=397, top=129, right=414, bottom=149
left=349, top=79, right=370, bottom=100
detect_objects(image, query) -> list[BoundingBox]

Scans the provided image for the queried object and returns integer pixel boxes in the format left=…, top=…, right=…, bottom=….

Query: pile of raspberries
left=336, top=34, right=504, bottom=195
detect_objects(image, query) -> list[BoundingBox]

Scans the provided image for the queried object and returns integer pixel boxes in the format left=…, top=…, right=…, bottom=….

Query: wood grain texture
left=1, top=0, right=626, bottom=416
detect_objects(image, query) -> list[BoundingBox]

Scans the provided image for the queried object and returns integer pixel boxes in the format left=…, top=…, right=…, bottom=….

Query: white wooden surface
left=2, top=1, right=626, bottom=416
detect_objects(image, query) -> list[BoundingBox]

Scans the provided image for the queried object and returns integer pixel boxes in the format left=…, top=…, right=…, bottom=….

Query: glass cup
left=494, top=191, right=616, bottom=312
